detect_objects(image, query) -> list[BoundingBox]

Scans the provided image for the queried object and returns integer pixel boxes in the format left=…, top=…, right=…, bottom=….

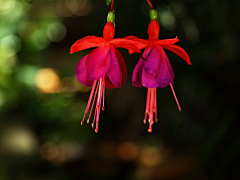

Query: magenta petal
left=106, top=46, right=122, bottom=87
left=155, top=47, right=175, bottom=88
left=142, top=43, right=155, bottom=59
left=143, top=44, right=161, bottom=77
left=105, top=74, right=118, bottom=89
left=141, top=45, right=174, bottom=88
left=132, top=59, right=144, bottom=88
left=75, top=54, right=94, bottom=87
left=142, top=65, right=161, bottom=88
left=85, top=44, right=111, bottom=80
left=113, top=48, right=127, bottom=86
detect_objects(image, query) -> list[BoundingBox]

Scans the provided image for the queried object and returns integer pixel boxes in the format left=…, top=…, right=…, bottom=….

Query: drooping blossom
left=70, top=11, right=144, bottom=133
left=125, top=9, right=191, bottom=133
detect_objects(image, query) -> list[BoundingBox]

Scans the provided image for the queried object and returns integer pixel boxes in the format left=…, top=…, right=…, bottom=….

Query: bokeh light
left=181, top=18, right=199, bottom=42
left=157, top=4, right=176, bottom=30
left=170, top=0, right=186, bottom=18
left=0, top=125, right=38, bottom=155
left=0, top=0, right=239, bottom=180
left=138, top=146, right=163, bottom=167
left=0, top=35, right=21, bottom=57
left=117, top=141, right=138, bottom=161
left=34, top=68, right=60, bottom=93
left=47, top=22, right=67, bottom=42
left=0, top=0, right=16, bottom=15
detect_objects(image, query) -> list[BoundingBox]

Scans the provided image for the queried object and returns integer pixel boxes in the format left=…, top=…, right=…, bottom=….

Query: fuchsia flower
left=125, top=9, right=191, bottom=133
left=70, top=11, right=144, bottom=133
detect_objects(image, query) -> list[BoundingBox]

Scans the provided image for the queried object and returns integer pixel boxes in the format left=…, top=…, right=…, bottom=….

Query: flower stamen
left=144, top=88, right=158, bottom=133
left=102, top=77, right=105, bottom=111
left=88, top=81, right=100, bottom=121
left=81, top=81, right=97, bottom=125
left=81, top=76, right=106, bottom=133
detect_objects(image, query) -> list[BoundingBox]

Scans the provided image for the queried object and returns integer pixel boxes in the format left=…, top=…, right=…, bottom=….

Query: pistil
left=170, top=83, right=181, bottom=111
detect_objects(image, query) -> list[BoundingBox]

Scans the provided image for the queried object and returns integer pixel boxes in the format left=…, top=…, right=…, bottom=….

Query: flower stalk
left=111, top=0, right=114, bottom=11
left=146, top=0, right=154, bottom=9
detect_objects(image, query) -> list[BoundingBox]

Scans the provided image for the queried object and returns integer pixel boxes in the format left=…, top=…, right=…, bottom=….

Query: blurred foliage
left=0, top=0, right=240, bottom=180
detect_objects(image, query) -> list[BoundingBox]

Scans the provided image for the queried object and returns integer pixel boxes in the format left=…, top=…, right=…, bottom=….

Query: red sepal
left=123, top=36, right=147, bottom=54
left=123, top=36, right=148, bottom=44
left=110, top=38, right=146, bottom=54
left=156, top=36, right=179, bottom=45
left=162, top=44, right=191, bottom=65
left=70, top=36, right=107, bottom=54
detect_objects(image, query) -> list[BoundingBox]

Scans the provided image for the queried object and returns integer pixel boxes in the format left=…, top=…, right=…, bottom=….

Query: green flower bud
left=150, top=9, right=157, bottom=20
left=107, top=11, right=115, bottom=23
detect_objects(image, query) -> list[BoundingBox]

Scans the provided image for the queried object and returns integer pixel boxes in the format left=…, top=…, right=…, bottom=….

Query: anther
left=102, top=107, right=105, bottom=111
left=87, top=119, right=90, bottom=124
left=81, top=121, right=83, bottom=125
left=148, top=119, right=151, bottom=123
left=143, top=119, right=146, bottom=124
left=148, top=129, right=152, bottom=133
left=155, top=118, right=158, bottom=123
left=95, top=129, right=98, bottom=133
left=91, top=123, right=94, bottom=128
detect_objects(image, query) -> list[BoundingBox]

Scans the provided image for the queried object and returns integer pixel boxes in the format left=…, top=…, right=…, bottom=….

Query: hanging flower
left=125, top=9, right=191, bottom=133
left=70, top=11, right=144, bottom=133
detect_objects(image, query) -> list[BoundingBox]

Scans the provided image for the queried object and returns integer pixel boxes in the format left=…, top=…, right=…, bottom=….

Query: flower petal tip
left=70, top=48, right=74, bottom=54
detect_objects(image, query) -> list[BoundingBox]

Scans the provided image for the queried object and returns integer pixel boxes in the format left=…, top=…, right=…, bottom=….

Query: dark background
left=0, top=0, right=239, bottom=179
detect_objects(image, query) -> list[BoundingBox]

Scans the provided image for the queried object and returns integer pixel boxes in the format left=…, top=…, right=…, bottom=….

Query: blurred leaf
left=106, top=0, right=112, bottom=6
left=24, top=0, right=34, bottom=4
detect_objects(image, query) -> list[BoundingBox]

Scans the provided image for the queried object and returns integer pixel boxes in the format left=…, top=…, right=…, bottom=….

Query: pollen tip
left=87, top=119, right=90, bottom=123
left=148, top=129, right=152, bottom=133
left=95, top=129, right=98, bottom=133
left=102, top=107, right=105, bottom=111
